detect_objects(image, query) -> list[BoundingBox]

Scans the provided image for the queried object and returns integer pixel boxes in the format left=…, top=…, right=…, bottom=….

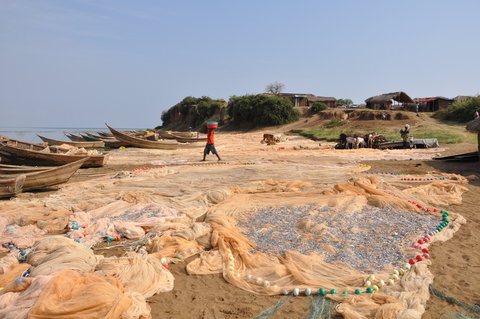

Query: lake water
left=0, top=127, right=140, bottom=143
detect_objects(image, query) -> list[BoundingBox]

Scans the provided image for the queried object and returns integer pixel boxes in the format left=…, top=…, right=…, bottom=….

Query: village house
left=414, top=97, right=454, bottom=112
left=277, top=93, right=337, bottom=108
left=365, top=91, right=414, bottom=110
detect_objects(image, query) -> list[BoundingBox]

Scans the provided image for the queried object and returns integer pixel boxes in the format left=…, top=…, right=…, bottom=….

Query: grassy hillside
left=285, top=109, right=476, bottom=144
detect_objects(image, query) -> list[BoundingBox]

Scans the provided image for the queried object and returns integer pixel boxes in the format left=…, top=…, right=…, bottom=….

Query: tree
left=336, top=98, right=353, bottom=106
left=265, top=81, right=285, bottom=95
left=228, top=94, right=299, bottom=127
left=310, top=102, right=329, bottom=113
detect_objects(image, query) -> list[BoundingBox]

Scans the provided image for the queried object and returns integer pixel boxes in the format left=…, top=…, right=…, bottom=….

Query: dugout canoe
left=0, top=158, right=87, bottom=191
left=38, top=135, right=105, bottom=148
left=97, top=131, right=114, bottom=138
left=0, top=138, right=106, bottom=168
left=65, top=133, right=85, bottom=142
left=83, top=133, right=127, bottom=148
left=0, top=174, right=25, bottom=198
left=0, top=163, right=50, bottom=174
left=171, top=134, right=207, bottom=143
left=106, top=124, right=187, bottom=150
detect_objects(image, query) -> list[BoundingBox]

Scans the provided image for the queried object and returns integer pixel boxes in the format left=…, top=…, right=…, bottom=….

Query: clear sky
left=1, top=0, right=479, bottom=128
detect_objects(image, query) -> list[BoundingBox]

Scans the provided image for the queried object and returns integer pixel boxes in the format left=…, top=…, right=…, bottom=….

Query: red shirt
left=207, top=129, right=215, bottom=145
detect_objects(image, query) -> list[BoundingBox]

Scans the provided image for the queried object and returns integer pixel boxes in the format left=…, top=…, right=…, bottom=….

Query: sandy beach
left=1, top=131, right=478, bottom=318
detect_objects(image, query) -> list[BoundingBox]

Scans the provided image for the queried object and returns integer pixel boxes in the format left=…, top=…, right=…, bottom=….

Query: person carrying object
left=400, top=124, right=411, bottom=149
left=202, top=127, right=222, bottom=161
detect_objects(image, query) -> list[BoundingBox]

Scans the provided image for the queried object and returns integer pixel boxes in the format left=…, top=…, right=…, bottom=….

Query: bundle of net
left=180, top=176, right=467, bottom=319
left=0, top=236, right=176, bottom=318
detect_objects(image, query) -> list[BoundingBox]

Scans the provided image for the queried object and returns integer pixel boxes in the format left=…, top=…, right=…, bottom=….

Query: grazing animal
left=345, top=136, right=366, bottom=149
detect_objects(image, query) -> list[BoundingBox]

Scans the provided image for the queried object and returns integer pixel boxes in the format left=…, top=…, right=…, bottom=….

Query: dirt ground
left=145, top=143, right=480, bottom=319
left=1, top=131, right=478, bottom=319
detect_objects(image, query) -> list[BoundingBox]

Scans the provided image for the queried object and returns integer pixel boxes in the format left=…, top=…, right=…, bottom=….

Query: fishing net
left=171, top=177, right=467, bottom=319
left=0, top=138, right=468, bottom=318
left=28, top=270, right=150, bottom=319
left=27, top=236, right=102, bottom=276
left=95, top=252, right=174, bottom=298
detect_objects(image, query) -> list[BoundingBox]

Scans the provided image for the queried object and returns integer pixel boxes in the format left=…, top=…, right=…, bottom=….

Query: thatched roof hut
left=466, top=117, right=480, bottom=132
left=365, top=92, right=414, bottom=110
left=466, top=117, right=480, bottom=156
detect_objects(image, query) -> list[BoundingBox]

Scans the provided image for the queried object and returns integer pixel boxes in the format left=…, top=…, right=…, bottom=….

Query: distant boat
left=65, top=133, right=85, bottom=142
left=79, top=133, right=100, bottom=142
left=171, top=134, right=207, bottom=143
left=38, top=135, right=105, bottom=148
left=0, top=136, right=106, bottom=168
left=83, top=133, right=126, bottom=148
left=97, top=131, right=114, bottom=138
left=0, top=158, right=87, bottom=191
left=106, top=124, right=201, bottom=149
left=0, top=174, right=25, bottom=198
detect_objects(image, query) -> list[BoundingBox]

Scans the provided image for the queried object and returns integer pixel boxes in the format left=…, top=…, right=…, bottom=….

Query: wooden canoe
left=106, top=124, right=184, bottom=150
left=97, top=131, right=114, bottom=138
left=0, top=158, right=86, bottom=191
left=0, top=163, right=50, bottom=174
left=38, top=135, right=105, bottom=148
left=0, top=174, right=25, bottom=198
left=65, top=133, right=85, bottom=142
left=0, top=137, right=106, bottom=168
left=157, top=131, right=200, bottom=139
left=83, top=133, right=126, bottom=148
left=171, top=134, right=207, bottom=143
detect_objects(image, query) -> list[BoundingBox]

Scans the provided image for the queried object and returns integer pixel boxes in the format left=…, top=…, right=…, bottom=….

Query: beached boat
left=0, top=158, right=86, bottom=191
left=38, top=135, right=105, bottom=148
left=157, top=131, right=200, bottom=139
left=0, top=163, right=50, bottom=174
left=171, top=134, right=207, bottom=143
left=65, top=133, right=85, bottom=142
left=106, top=124, right=187, bottom=150
left=82, top=133, right=126, bottom=148
left=97, top=131, right=114, bottom=138
left=0, top=174, right=25, bottom=198
left=0, top=136, right=106, bottom=168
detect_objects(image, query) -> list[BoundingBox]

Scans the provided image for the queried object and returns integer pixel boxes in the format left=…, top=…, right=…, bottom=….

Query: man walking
left=202, top=126, right=222, bottom=161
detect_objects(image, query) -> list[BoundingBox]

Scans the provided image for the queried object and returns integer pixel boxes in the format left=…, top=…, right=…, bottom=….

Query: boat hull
left=106, top=124, right=183, bottom=149
left=0, top=138, right=106, bottom=168
left=38, top=135, right=105, bottom=148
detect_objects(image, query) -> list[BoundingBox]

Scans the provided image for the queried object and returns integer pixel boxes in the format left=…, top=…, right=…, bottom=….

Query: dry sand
left=2, top=132, right=479, bottom=318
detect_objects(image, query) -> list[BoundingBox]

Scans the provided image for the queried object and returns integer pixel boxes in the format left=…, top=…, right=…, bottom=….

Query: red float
left=418, top=239, right=424, bottom=244
left=416, top=255, right=423, bottom=261
left=409, top=259, right=416, bottom=265
left=422, top=248, right=429, bottom=254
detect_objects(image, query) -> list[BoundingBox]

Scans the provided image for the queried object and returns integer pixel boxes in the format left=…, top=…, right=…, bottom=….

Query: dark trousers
left=204, top=144, right=218, bottom=155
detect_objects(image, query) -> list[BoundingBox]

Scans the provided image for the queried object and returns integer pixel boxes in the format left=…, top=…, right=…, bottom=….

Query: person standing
left=474, top=110, right=479, bottom=119
left=202, top=127, right=222, bottom=161
left=400, top=124, right=411, bottom=149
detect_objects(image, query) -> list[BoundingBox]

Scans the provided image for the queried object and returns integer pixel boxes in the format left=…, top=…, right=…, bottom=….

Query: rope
left=307, top=295, right=335, bottom=319
left=253, top=295, right=292, bottom=319
left=429, top=285, right=480, bottom=315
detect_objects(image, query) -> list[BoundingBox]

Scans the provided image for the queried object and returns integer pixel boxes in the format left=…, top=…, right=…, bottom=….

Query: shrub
left=160, top=111, right=171, bottom=126
left=436, top=96, right=480, bottom=122
left=228, top=94, right=299, bottom=127
left=310, top=102, right=329, bottom=113
left=161, top=96, right=227, bottom=129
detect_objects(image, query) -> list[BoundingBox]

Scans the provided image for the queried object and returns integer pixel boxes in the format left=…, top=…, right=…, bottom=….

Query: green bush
left=160, top=110, right=171, bottom=126
left=228, top=94, right=299, bottom=127
left=161, top=96, right=226, bottom=129
left=310, top=102, right=329, bottom=113
left=436, top=96, right=480, bottom=122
